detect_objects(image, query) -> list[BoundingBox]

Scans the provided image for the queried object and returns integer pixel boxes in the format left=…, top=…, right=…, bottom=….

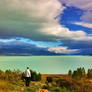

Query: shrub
left=68, top=70, right=72, bottom=76
left=42, top=85, right=49, bottom=89
left=46, top=77, right=53, bottom=83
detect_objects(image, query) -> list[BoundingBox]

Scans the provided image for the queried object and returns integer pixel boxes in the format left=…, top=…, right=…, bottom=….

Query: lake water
left=0, top=56, right=92, bottom=74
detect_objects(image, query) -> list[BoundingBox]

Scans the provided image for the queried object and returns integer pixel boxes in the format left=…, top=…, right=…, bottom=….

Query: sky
left=0, top=0, right=92, bottom=55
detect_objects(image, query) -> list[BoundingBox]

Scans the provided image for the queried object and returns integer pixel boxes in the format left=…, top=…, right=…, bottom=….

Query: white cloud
left=73, top=22, right=92, bottom=29
left=41, top=22, right=88, bottom=41
left=60, top=0, right=92, bottom=10
left=48, top=47, right=78, bottom=54
left=3, top=0, right=64, bottom=22
left=0, top=0, right=92, bottom=42
left=60, top=0, right=92, bottom=24
left=80, top=11, right=92, bottom=23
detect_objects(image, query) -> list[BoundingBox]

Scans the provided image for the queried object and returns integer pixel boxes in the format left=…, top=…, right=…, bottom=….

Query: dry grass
left=0, top=80, right=42, bottom=92
left=0, top=80, right=9, bottom=89
left=0, top=80, right=13, bottom=92
left=41, top=74, right=68, bottom=82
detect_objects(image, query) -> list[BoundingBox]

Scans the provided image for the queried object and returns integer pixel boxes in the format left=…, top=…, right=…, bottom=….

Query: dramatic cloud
left=0, top=0, right=91, bottom=41
left=62, top=39, right=92, bottom=49
left=0, top=0, right=92, bottom=55
left=80, top=11, right=92, bottom=23
left=48, top=47, right=79, bottom=54
left=0, top=37, right=61, bottom=48
left=60, top=0, right=92, bottom=10
left=0, top=37, right=60, bottom=55
left=60, top=0, right=92, bottom=24
left=73, top=22, right=92, bottom=29
left=0, top=0, right=64, bottom=41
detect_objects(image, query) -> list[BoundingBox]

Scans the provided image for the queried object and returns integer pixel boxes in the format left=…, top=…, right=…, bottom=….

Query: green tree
left=68, top=70, right=72, bottom=76
left=72, top=67, right=85, bottom=80
left=30, top=70, right=41, bottom=81
left=87, top=69, right=92, bottom=78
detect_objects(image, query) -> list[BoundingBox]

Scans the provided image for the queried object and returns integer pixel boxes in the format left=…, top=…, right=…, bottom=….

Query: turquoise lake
left=0, top=56, right=92, bottom=74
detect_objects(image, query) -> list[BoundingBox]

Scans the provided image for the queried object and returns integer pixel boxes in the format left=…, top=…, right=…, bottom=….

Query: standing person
left=25, top=67, right=31, bottom=87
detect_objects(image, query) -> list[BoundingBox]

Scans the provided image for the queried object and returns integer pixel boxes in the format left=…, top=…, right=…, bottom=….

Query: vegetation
left=21, top=70, right=41, bottom=81
left=71, top=67, right=86, bottom=80
left=0, top=69, right=42, bottom=92
left=0, top=67, right=92, bottom=92
left=46, top=77, right=53, bottom=83
left=87, top=69, right=92, bottom=78
left=45, top=68, right=92, bottom=92
left=68, top=67, right=92, bottom=80
left=0, top=69, right=41, bottom=82
left=68, top=70, right=72, bottom=76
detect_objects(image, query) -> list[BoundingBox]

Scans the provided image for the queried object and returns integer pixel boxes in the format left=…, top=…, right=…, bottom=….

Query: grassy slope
left=0, top=80, right=43, bottom=92
left=1, top=74, right=92, bottom=92
left=0, top=74, right=67, bottom=92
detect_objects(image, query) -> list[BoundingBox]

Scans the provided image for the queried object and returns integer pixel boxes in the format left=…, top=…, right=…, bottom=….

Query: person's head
left=27, top=67, right=29, bottom=69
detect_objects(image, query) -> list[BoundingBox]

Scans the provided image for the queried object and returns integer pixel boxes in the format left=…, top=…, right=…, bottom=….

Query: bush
left=46, top=77, right=53, bottom=83
left=87, top=69, right=92, bottom=78
left=30, top=70, right=41, bottom=81
left=0, top=69, right=41, bottom=82
left=68, top=70, right=72, bottom=76
left=56, top=79, right=71, bottom=88
left=42, top=85, right=49, bottom=89
left=68, top=67, right=86, bottom=80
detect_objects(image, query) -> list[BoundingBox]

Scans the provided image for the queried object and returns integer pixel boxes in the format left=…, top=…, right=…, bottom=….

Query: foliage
left=30, top=70, right=41, bottom=81
left=0, top=69, right=41, bottom=82
left=56, top=79, right=72, bottom=88
left=42, top=85, right=49, bottom=89
left=68, top=70, right=72, bottom=76
left=68, top=67, right=92, bottom=79
left=0, top=69, right=22, bottom=82
left=21, top=70, right=41, bottom=81
left=0, top=68, right=92, bottom=92
left=68, top=67, right=86, bottom=80
left=0, top=69, right=41, bottom=92
left=87, top=69, right=92, bottom=78
left=46, top=77, right=53, bottom=83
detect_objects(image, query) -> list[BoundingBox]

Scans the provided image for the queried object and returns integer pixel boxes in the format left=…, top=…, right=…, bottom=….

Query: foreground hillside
left=0, top=80, right=44, bottom=92
left=0, top=67, right=92, bottom=92
left=0, top=77, right=92, bottom=92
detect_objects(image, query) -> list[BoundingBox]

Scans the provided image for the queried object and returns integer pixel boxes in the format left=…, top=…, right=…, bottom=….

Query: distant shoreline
left=0, top=55, right=92, bottom=57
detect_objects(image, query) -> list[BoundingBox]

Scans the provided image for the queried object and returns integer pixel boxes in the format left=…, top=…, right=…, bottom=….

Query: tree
left=87, top=69, right=92, bottom=78
left=72, top=67, right=86, bottom=80
left=30, top=70, right=41, bottom=81
left=68, top=70, right=72, bottom=76
left=37, top=73, right=41, bottom=81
